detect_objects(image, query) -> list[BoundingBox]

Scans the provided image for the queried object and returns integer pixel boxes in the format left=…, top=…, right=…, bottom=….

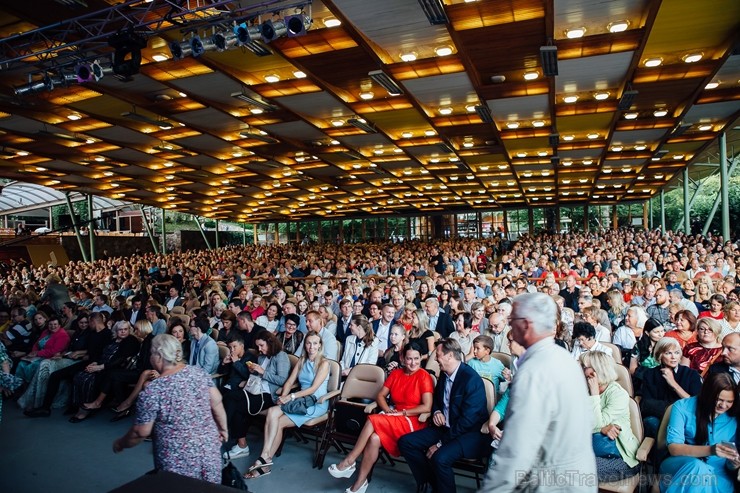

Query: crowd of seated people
left=0, top=227, right=739, bottom=490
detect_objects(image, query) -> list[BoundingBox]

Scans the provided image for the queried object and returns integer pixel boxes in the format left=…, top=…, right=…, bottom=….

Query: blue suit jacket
left=433, top=362, right=488, bottom=453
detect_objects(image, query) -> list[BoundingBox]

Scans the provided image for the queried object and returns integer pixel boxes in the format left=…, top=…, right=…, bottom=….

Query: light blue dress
left=284, top=359, right=329, bottom=427
left=660, top=396, right=738, bottom=493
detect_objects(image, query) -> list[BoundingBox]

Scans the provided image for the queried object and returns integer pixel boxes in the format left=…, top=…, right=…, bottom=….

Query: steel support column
left=683, top=167, right=691, bottom=233
left=660, top=190, right=666, bottom=234
left=215, top=220, right=220, bottom=248
left=719, top=132, right=730, bottom=240
left=193, top=215, right=212, bottom=250
left=65, top=192, right=88, bottom=262
left=140, top=207, right=158, bottom=253
left=87, top=194, right=96, bottom=262
left=160, top=208, right=166, bottom=255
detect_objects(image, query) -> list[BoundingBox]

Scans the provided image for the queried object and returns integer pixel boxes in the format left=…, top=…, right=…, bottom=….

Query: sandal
left=247, top=456, right=273, bottom=472
left=243, top=465, right=271, bottom=479
left=111, top=404, right=131, bottom=414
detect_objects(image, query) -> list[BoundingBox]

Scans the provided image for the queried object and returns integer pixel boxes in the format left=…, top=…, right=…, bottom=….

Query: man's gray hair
left=513, top=292, right=558, bottom=336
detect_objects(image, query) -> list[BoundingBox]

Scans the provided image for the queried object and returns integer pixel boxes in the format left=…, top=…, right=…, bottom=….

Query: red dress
left=368, top=368, right=434, bottom=457
left=682, top=342, right=723, bottom=376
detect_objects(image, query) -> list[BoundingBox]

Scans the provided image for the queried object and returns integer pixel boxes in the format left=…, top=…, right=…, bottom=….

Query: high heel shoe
left=345, top=479, right=368, bottom=493
left=110, top=408, right=133, bottom=422
left=328, top=461, right=356, bottom=478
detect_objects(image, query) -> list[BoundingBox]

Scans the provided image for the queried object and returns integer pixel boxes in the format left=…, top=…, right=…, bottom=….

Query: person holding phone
left=660, top=372, right=739, bottom=493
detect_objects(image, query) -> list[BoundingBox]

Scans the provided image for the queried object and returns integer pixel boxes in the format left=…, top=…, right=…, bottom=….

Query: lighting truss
left=368, top=70, right=404, bottom=96
left=540, top=45, right=558, bottom=76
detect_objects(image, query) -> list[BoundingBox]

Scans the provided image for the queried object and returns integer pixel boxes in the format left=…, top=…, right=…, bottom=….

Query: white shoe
left=328, top=461, right=356, bottom=478
left=224, top=444, right=250, bottom=459
left=345, top=479, right=369, bottom=493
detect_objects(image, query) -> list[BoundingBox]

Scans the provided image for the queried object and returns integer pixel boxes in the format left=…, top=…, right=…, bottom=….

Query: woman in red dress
left=681, top=317, right=723, bottom=377
left=327, top=342, right=433, bottom=493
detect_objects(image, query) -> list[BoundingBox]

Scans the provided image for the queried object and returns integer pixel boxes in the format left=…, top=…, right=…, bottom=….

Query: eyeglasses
left=697, top=326, right=714, bottom=332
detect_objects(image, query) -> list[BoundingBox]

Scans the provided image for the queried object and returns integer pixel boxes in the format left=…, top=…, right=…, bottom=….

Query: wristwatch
left=290, top=393, right=295, bottom=401
left=436, top=440, right=443, bottom=449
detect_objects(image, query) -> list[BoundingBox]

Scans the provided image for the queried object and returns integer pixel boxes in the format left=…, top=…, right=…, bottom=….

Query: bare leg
left=351, top=433, right=381, bottom=491
left=82, top=392, right=107, bottom=410
left=337, top=419, right=376, bottom=469
left=265, top=414, right=295, bottom=459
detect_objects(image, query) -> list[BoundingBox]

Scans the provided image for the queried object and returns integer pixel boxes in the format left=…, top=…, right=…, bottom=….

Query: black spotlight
left=260, top=20, right=286, bottom=43
left=108, top=27, right=147, bottom=78
left=190, top=36, right=205, bottom=57
left=284, top=14, right=309, bottom=37
left=75, top=64, right=93, bottom=83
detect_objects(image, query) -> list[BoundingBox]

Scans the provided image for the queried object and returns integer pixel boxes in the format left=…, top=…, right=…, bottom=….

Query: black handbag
left=280, top=394, right=317, bottom=415
left=221, top=461, right=250, bottom=490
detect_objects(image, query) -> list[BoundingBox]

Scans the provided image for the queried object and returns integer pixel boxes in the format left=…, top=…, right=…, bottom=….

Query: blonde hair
left=410, top=309, right=430, bottom=338
left=151, top=333, right=183, bottom=364
left=134, top=320, right=153, bottom=338
left=697, top=317, right=722, bottom=342
left=652, top=337, right=681, bottom=360
left=580, top=350, right=618, bottom=385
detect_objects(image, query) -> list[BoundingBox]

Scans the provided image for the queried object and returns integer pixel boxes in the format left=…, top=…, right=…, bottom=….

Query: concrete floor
left=0, top=402, right=479, bottom=493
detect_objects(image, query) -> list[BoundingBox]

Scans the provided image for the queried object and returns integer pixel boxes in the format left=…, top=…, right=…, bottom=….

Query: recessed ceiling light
left=323, top=17, right=341, bottom=28
left=85, top=138, right=95, bottom=144
left=634, top=144, right=647, bottom=151
left=424, top=130, right=436, bottom=136
left=704, top=81, right=720, bottom=90
left=506, top=121, right=519, bottom=129
left=562, top=134, right=575, bottom=141
left=611, top=145, right=623, bottom=152
left=402, top=131, right=413, bottom=138
left=643, top=57, right=663, bottom=67
left=264, top=74, right=280, bottom=83
left=607, top=20, right=630, bottom=33
left=400, top=52, right=417, bottom=62
left=562, top=160, right=573, bottom=166
left=563, top=95, right=579, bottom=103
left=152, top=53, right=169, bottom=62
left=587, top=133, right=599, bottom=140
left=593, top=91, right=610, bottom=100
left=94, top=156, right=105, bottom=162
left=624, top=112, right=638, bottom=120
left=682, top=52, right=703, bottom=63
left=67, top=113, right=82, bottom=120
left=331, top=119, right=345, bottom=127
left=566, top=27, right=586, bottom=39
left=532, top=120, right=545, bottom=127
left=178, top=92, right=187, bottom=97
left=462, top=140, right=474, bottom=148
left=583, top=159, right=594, bottom=165
left=435, top=46, right=453, bottom=57
left=603, top=169, right=612, bottom=174
left=439, top=106, right=453, bottom=115
left=653, top=109, right=668, bottom=117
left=359, top=91, right=374, bottom=100
left=537, top=151, right=548, bottom=156
left=250, top=108, right=264, bottom=114
left=293, top=70, right=307, bottom=78
left=523, top=71, right=539, bottom=81
left=465, top=104, right=477, bottom=113
left=674, top=154, right=685, bottom=160
left=698, top=123, right=713, bottom=131
left=516, top=152, right=527, bottom=158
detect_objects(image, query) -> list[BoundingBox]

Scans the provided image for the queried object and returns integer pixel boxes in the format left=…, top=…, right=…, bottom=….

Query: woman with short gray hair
left=113, top=334, right=228, bottom=483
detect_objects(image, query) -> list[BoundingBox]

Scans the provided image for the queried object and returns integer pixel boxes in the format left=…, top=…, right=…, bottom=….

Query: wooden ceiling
left=0, top=0, right=738, bottom=222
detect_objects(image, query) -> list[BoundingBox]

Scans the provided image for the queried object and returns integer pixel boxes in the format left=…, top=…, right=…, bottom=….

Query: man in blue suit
left=398, top=338, right=490, bottom=493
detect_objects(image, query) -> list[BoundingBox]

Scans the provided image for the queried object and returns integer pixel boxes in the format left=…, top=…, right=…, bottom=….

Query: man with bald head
left=709, top=332, right=740, bottom=384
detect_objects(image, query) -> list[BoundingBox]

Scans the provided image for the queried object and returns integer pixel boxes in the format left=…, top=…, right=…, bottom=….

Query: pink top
left=33, top=328, right=71, bottom=358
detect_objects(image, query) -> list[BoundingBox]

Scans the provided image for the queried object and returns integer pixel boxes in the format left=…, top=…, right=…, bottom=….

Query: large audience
left=1, top=227, right=740, bottom=492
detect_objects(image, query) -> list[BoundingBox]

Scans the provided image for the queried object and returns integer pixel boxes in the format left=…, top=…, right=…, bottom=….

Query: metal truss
left=0, top=0, right=307, bottom=70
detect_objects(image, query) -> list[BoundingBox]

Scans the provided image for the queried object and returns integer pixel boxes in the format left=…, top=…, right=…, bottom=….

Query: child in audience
left=467, top=335, right=505, bottom=393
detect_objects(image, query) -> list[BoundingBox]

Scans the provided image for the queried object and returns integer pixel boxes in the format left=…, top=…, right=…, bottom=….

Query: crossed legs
left=332, top=419, right=382, bottom=491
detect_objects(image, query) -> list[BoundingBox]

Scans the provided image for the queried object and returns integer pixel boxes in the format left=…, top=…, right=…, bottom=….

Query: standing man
left=398, top=339, right=490, bottom=493
left=483, top=292, right=596, bottom=492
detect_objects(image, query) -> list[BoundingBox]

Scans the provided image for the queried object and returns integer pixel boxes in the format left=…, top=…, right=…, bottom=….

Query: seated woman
left=328, top=342, right=433, bottom=493
left=244, top=331, right=330, bottom=479
left=571, top=321, right=613, bottom=361
left=340, top=315, right=380, bottom=378
left=82, top=319, right=155, bottom=419
left=580, top=351, right=640, bottom=482
left=638, top=338, right=702, bottom=438
left=113, top=334, right=228, bottom=484
left=217, top=310, right=237, bottom=343
left=659, top=372, right=739, bottom=493
left=629, top=318, right=666, bottom=376
left=698, top=293, right=726, bottom=320
left=222, top=331, right=289, bottom=459
left=408, top=309, right=435, bottom=362
left=277, top=313, right=304, bottom=355
left=665, top=310, right=697, bottom=349
left=450, top=312, right=475, bottom=360
left=70, top=320, right=140, bottom=423
left=15, top=315, right=70, bottom=407
left=255, top=302, right=281, bottom=333
left=681, top=317, right=723, bottom=377
left=613, top=305, right=648, bottom=353
left=380, top=325, right=408, bottom=373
